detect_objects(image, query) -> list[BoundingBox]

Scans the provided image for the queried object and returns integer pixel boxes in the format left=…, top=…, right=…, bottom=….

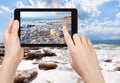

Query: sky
left=0, top=0, right=120, bottom=43
left=21, top=12, right=71, bottom=18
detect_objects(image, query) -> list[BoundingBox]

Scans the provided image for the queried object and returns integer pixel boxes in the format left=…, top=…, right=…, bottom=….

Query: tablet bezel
left=14, top=8, right=77, bottom=47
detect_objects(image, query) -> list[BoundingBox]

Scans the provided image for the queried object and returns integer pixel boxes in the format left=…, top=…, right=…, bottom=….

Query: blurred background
left=0, top=1, right=120, bottom=83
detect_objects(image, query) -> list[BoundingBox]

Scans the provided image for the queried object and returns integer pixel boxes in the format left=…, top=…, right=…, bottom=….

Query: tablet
left=14, top=8, right=77, bottom=47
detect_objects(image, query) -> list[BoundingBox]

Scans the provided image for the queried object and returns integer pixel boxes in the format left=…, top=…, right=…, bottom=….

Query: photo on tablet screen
left=20, top=11, right=71, bottom=44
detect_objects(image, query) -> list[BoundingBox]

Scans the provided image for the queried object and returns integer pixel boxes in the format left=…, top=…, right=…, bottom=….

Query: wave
left=93, top=44, right=120, bottom=50
left=92, top=39, right=120, bottom=45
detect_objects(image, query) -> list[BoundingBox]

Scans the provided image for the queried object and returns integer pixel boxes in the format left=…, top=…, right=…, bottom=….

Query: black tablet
left=14, top=8, right=77, bottom=47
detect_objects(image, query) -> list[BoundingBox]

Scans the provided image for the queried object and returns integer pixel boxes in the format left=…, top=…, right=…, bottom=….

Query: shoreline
left=0, top=44, right=120, bottom=83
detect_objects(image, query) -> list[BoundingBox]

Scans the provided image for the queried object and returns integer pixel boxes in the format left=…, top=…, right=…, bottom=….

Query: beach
left=0, top=44, right=120, bottom=83
left=95, top=44, right=120, bottom=83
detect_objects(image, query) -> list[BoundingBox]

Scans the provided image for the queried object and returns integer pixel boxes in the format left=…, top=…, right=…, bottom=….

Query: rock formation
left=14, top=69, right=38, bottom=83
left=38, top=61, right=57, bottom=70
left=24, top=49, right=57, bottom=60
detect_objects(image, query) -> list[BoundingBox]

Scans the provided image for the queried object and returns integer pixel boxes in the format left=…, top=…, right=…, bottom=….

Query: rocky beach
left=20, top=16, right=71, bottom=44
left=0, top=44, right=120, bottom=83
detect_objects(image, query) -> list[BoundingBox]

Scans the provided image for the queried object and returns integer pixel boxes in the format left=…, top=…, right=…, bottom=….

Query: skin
left=0, top=20, right=105, bottom=83
left=0, top=19, right=24, bottom=83
left=62, top=26, right=105, bottom=83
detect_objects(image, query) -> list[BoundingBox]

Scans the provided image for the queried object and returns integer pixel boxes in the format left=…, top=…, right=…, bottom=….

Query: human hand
left=0, top=19, right=24, bottom=83
left=62, top=26, right=105, bottom=83
left=4, top=19, right=24, bottom=64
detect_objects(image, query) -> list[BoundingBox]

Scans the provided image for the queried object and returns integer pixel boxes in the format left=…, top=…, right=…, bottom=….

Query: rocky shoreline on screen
left=21, top=19, right=71, bottom=44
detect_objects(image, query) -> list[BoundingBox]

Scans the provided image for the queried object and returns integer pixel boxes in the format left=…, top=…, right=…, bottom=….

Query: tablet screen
left=14, top=8, right=77, bottom=47
left=20, top=11, right=71, bottom=44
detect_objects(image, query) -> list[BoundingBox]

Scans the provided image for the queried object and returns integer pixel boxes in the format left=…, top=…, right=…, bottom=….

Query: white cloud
left=98, top=12, right=120, bottom=27
left=21, top=12, right=53, bottom=17
left=98, top=20, right=120, bottom=27
left=118, top=0, right=120, bottom=7
left=21, top=11, right=71, bottom=18
left=27, top=0, right=110, bottom=20
left=15, top=1, right=25, bottom=8
left=71, top=0, right=110, bottom=20
left=29, top=0, right=36, bottom=7
left=0, top=10, right=2, bottom=14
left=29, top=0, right=64, bottom=8
left=15, top=1, right=32, bottom=8
left=116, top=12, right=120, bottom=18
left=0, top=5, right=13, bottom=13
left=0, top=32, right=3, bottom=43
left=79, top=26, right=120, bottom=40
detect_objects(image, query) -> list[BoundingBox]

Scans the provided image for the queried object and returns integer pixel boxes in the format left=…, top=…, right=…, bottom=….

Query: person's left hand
left=0, top=19, right=24, bottom=83
left=3, top=19, right=24, bottom=64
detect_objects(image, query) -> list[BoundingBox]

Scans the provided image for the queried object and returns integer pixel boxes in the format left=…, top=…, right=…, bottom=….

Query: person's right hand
left=62, top=26, right=105, bottom=83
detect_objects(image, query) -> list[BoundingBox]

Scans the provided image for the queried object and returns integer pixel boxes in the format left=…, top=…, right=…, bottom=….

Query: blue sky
left=0, top=0, right=120, bottom=43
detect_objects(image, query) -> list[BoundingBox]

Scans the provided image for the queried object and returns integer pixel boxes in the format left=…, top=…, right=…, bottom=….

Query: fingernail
left=14, top=20, right=18, bottom=25
left=63, top=26, right=66, bottom=28
left=63, top=26, right=67, bottom=30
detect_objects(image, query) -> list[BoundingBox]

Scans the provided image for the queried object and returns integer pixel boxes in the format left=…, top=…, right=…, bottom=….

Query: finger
left=12, top=20, right=19, bottom=36
left=87, top=39, right=94, bottom=48
left=68, top=49, right=73, bottom=66
left=6, top=18, right=14, bottom=33
left=19, top=48, right=24, bottom=60
left=4, top=19, right=14, bottom=42
left=73, top=34, right=82, bottom=46
left=16, top=48, right=24, bottom=64
left=80, top=36, right=87, bottom=45
left=62, top=26, right=75, bottom=49
left=87, top=39, right=92, bottom=46
left=4, top=19, right=14, bottom=36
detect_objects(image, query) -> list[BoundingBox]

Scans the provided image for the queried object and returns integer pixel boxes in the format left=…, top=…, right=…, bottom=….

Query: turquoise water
left=21, top=17, right=60, bottom=23
left=92, top=40, right=120, bottom=45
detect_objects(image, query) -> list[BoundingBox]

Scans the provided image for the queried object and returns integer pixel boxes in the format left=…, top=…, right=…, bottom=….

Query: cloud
left=29, top=0, right=64, bottom=8
left=15, top=1, right=32, bottom=8
left=119, top=0, right=120, bottom=7
left=15, top=1, right=25, bottom=8
left=97, top=20, right=120, bottom=27
left=0, top=32, right=3, bottom=43
left=0, top=10, right=2, bottom=14
left=79, top=26, right=120, bottom=40
left=71, top=0, right=110, bottom=20
left=21, top=11, right=71, bottom=18
left=0, top=5, right=13, bottom=13
left=98, top=12, right=120, bottom=27
left=28, top=0, right=110, bottom=20
left=116, top=12, right=120, bottom=18
left=14, top=0, right=111, bottom=20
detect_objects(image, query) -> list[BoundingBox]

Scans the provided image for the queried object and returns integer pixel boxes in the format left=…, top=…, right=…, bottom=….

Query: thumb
left=20, top=48, right=24, bottom=60
left=12, top=20, right=19, bottom=36
left=18, top=48, right=24, bottom=63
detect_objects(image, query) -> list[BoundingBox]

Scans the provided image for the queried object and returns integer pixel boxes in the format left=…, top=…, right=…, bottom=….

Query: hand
left=0, top=19, right=24, bottom=83
left=62, top=26, right=105, bottom=83
left=4, top=19, right=24, bottom=64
